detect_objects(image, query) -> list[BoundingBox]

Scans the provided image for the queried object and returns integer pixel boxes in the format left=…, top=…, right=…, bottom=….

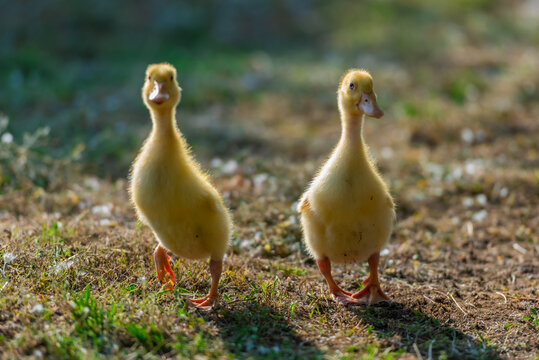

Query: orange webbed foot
left=187, top=294, right=218, bottom=311
left=351, top=280, right=390, bottom=305
left=350, top=253, right=391, bottom=305
left=154, top=245, right=176, bottom=289
left=329, top=287, right=362, bottom=306
left=316, top=257, right=360, bottom=305
left=186, top=259, right=222, bottom=311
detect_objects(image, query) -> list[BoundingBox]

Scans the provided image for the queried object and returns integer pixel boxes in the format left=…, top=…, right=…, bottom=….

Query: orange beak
left=359, top=92, right=384, bottom=118
left=149, top=81, right=170, bottom=105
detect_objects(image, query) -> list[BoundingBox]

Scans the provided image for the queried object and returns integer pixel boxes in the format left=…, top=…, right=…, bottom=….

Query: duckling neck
left=150, top=107, right=179, bottom=139
left=339, top=112, right=367, bottom=154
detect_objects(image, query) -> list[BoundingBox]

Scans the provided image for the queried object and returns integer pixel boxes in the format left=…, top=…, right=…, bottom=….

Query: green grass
left=523, top=308, right=539, bottom=328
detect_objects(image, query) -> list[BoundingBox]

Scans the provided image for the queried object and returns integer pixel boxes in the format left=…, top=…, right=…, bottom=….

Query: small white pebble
left=476, top=194, right=487, bottom=206
left=31, top=304, right=44, bottom=314
left=52, top=260, right=74, bottom=274
left=425, top=162, right=444, bottom=182
left=464, top=162, right=476, bottom=175
left=240, top=239, right=251, bottom=248
left=466, top=221, right=474, bottom=237
left=499, top=187, right=508, bottom=198
left=381, top=146, right=393, bottom=159
left=512, top=243, right=527, bottom=255
left=252, top=173, right=269, bottom=190
left=449, top=167, right=463, bottom=181
left=210, top=157, right=223, bottom=168
left=33, top=350, right=43, bottom=358
left=472, top=209, right=487, bottom=222
left=92, top=204, right=112, bottom=217
left=221, top=160, right=238, bottom=175
left=83, top=177, right=100, bottom=190
left=462, top=197, right=474, bottom=208
left=3, top=252, right=15, bottom=264
left=290, top=242, right=300, bottom=251
left=380, top=248, right=390, bottom=256
left=1, top=132, right=13, bottom=144
left=99, top=219, right=111, bottom=226
left=461, top=128, right=474, bottom=144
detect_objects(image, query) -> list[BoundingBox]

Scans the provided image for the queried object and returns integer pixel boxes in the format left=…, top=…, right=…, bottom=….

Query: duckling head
left=338, top=69, right=384, bottom=119
left=142, top=63, right=182, bottom=112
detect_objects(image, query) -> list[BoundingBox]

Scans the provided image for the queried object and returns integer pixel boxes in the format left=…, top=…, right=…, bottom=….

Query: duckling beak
left=149, top=80, right=170, bottom=105
left=358, top=92, right=384, bottom=119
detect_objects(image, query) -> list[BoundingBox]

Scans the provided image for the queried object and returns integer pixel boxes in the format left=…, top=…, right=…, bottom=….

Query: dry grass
left=1, top=59, right=538, bottom=357
left=1, top=2, right=538, bottom=357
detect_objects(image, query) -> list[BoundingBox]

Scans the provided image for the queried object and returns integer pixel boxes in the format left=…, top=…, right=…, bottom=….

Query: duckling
left=130, top=63, right=232, bottom=310
left=297, top=69, right=394, bottom=305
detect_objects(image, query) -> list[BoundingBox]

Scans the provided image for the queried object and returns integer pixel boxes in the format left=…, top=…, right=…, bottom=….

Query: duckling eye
left=349, top=82, right=355, bottom=90
left=148, top=75, right=151, bottom=81
left=170, top=75, right=173, bottom=81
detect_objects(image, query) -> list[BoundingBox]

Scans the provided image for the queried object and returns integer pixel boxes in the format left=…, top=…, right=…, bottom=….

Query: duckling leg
left=154, top=245, right=176, bottom=289
left=352, top=253, right=390, bottom=305
left=317, top=257, right=360, bottom=305
left=188, top=259, right=222, bottom=311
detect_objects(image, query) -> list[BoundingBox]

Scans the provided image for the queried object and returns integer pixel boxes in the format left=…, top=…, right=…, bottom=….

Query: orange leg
left=352, top=253, right=390, bottom=305
left=154, top=245, right=176, bottom=289
left=188, top=259, right=222, bottom=311
left=317, top=257, right=360, bottom=305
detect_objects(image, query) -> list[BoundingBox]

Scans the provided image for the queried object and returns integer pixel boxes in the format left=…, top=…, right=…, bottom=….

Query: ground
left=1, top=1, right=538, bottom=359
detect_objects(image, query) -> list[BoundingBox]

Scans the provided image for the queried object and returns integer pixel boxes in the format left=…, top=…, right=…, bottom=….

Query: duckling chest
left=132, top=155, right=210, bottom=219
left=310, top=164, right=393, bottom=220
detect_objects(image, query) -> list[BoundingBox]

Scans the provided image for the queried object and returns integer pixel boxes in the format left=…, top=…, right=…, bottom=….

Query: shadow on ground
left=346, top=301, right=500, bottom=360
left=210, top=303, right=323, bottom=359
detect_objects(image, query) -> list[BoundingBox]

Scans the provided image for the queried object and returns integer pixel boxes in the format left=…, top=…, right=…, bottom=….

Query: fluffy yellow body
left=299, top=137, right=394, bottom=264
left=131, top=131, right=231, bottom=261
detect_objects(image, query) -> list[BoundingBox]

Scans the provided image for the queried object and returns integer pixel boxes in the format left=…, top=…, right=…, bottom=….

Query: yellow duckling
left=130, top=63, right=232, bottom=310
left=298, top=69, right=394, bottom=305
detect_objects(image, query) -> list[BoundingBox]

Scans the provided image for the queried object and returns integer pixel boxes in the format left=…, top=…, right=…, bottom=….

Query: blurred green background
left=1, top=0, right=537, bottom=182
